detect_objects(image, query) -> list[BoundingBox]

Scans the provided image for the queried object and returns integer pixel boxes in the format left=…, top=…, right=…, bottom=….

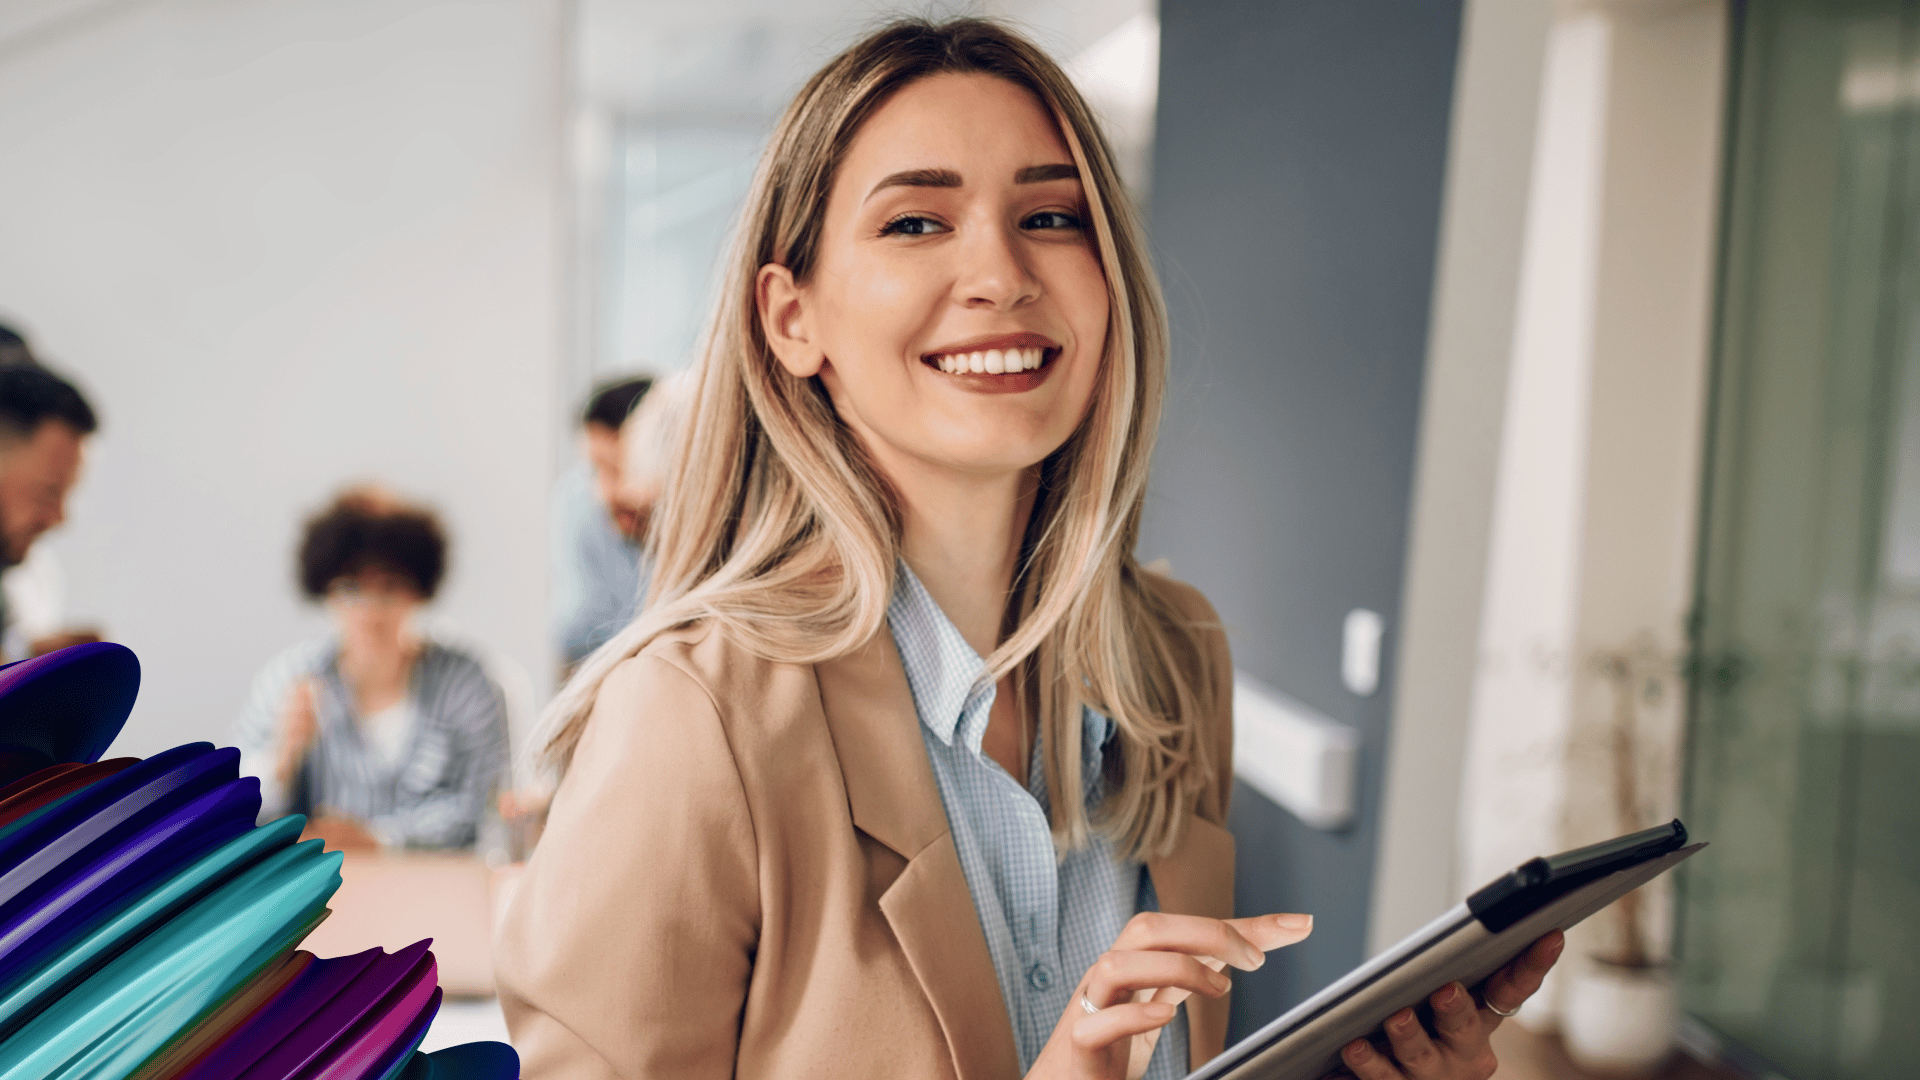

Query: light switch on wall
left=1342, top=609, right=1384, bottom=696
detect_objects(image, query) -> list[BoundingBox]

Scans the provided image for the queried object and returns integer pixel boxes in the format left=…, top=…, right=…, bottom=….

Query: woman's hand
left=1338, top=930, right=1565, bottom=1080
left=1026, top=911, right=1314, bottom=1080
left=274, top=678, right=320, bottom=786
left=302, top=810, right=380, bottom=851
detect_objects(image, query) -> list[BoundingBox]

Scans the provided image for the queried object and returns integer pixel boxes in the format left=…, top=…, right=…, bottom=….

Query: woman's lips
left=919, top=333, right=1062, bottom=392
left=917, top=347, right=1059, bottom=394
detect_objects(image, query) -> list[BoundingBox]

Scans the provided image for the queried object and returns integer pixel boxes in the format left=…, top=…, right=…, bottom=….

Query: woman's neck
left=337, top=630, right=418, bottom=714
left=896, top=464, right=1037, bottom=658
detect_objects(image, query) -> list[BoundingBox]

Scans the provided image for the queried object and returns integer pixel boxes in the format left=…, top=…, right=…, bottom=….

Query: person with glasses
left=232, top=486, right=509, bottom=850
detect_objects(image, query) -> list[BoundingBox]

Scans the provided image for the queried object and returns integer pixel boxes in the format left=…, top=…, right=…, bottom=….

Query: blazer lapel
left=1150, top=814, right=1237, bottom=1070
left=816, top=631, right=1020, bottom=1080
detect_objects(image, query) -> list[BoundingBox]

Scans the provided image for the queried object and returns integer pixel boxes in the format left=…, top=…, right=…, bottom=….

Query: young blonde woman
left=495, top=18, right=1561, bottom=1080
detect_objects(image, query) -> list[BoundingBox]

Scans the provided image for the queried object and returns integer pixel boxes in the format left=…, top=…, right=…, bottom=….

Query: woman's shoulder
left=1136, top=565, right=1225, bottom=635
left=587, top=618, right=834, bottom=767
left=612, top=619, right=818, bottom=717
left=1136, top=566, right=1233, bottom=723
left=415, top=634, right=493, bottom=680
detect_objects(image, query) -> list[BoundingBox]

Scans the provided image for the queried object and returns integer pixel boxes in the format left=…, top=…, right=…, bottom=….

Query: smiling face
left=758, top=72, right=1110, bottom=485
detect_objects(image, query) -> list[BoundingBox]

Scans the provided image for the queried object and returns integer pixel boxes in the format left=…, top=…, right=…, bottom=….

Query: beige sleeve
left=494, top=654, right=759, bottom=1080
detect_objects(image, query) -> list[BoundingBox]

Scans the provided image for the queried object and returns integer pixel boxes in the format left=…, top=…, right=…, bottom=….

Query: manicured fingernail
left=1437, top=983, right=1463, bottom=1008
left=1346, top=1040, right=1372, bottom=1061
left=1391, top=1009, right=1415, bottom=1030
left=1241, top=945, right=1266, bottom=970
left=1276, top=912, right=1312, bottom=930
left=1547, top=933, right=1566, bottom=957
left=1210, top=969, right=1232, bottom=993
left=1145, top=1002, right=1175, bottom=1020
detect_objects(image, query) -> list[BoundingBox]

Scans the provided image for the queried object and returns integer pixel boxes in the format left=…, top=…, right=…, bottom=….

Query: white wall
left=1374, top=0, right=1726, bottom=976
left=0, top=0, right=565, bottom=758
left=1448, top=0, right=1726, bottom=1019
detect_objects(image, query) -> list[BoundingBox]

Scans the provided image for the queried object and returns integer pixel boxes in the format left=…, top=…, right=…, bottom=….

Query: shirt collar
left=887, top=561, right=991, bottom=750
left=887, top=562, right=1118, bottom=765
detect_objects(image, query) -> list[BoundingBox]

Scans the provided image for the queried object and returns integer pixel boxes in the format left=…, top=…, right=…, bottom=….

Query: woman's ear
left=757, top=263, right=825, bottom=378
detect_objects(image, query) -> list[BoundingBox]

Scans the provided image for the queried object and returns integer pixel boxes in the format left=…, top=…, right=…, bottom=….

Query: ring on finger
left=1486, top=999, right=1520, bottom=1018
left=1080, top=995, right=1101, bottom=1016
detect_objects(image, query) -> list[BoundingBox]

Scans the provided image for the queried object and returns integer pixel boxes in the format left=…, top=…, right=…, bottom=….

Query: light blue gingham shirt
left=888, top=564, right=1189, bottom=1078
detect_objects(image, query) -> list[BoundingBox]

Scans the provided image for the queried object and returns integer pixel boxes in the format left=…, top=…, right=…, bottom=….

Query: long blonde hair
left=540, top=17, right=1216, bottom=859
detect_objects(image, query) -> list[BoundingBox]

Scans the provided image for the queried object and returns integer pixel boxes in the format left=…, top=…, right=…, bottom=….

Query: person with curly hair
left=231, top=486, right=509, bottom=850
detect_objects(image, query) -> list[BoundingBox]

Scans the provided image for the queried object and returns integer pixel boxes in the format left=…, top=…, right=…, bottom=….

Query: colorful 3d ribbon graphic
left=0, top=642, right=518, bottom=1080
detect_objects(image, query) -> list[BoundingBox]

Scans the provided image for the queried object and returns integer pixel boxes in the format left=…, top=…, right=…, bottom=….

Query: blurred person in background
left=502, top=371, right=691, bottom=833
left=233, top=486, right=509, bottom=851
left=613, top=369, right=691, bottom=550
left=0, top=325, right=31, bottom=367
left=0, top=352, right=102, bottom=660
left=552, top=375, right=653, bottom=671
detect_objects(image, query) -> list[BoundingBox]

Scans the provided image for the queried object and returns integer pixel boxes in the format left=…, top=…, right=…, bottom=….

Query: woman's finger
left=1341, top=1038, right=1405, bottom=1080
left=1141, top=980, right=1195, bottom=1010
left=1428, top=982, right=1482, bottom=1054
left=1110, top=912, right=1263, bottom=971
left=1381, top=1008, right=1443, bottom=1079
left=1069, top=1001, right=1177, bottom=1054
left=1228, top=912, right=1315, bottom=954
left=1482, top=930, right=1565, bottom=1019
left=1082, top=949, right=1232, bottom=1007
left=1111, top=911, right=1312, bottom=972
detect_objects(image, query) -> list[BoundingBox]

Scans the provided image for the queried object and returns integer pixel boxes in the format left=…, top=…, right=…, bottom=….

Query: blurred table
left=299, top=850, right=501, bottom=997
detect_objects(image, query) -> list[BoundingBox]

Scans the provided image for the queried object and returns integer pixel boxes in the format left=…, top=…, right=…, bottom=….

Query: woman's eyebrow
left=1015, top=163, right=1078, bottom=183
left=863, top=162, right=1080, bottom=202
left=866, top=167, right=962, bottom=201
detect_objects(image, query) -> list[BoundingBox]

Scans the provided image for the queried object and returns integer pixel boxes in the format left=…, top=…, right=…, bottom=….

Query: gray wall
left=1141, top=0, right=1463, bottom=1037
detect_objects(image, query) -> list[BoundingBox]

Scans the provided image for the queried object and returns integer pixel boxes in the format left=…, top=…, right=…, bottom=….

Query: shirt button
left=1028, top=963, right=1052, bottom=990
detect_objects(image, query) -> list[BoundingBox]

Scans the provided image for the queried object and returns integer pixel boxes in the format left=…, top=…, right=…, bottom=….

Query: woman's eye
left=1023, top=210, right=1083, bottom=231
left=879, top=214, right=945, bottom=236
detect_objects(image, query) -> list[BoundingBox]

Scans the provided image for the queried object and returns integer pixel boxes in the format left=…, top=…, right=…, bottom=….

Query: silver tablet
left=1187, top=821, right=1705, bottom=1080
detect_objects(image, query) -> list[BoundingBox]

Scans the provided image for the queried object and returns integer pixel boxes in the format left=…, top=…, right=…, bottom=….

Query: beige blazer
left=495, top=573, right=1236, bottom=1079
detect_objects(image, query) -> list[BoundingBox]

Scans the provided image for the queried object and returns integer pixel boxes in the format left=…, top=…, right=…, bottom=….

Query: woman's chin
left=904, top=432, right=1075, bottom=478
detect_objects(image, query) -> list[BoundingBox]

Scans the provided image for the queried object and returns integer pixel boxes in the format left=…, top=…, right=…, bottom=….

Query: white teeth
left=931, top=347, right=1047, bottom=373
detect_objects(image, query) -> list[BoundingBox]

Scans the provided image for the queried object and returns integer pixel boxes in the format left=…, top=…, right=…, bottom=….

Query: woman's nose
left=957, top=225, right=1040, bottom=310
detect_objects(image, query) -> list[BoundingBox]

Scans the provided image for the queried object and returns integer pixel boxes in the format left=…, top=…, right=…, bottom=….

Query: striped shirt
left=888, top=564, right=1189, bottom=1078
left=231, top=633, right=509, bottom=850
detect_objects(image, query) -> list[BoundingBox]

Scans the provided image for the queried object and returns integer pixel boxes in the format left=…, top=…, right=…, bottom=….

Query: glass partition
left=1683, top=3, right=1920, bottom=1078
